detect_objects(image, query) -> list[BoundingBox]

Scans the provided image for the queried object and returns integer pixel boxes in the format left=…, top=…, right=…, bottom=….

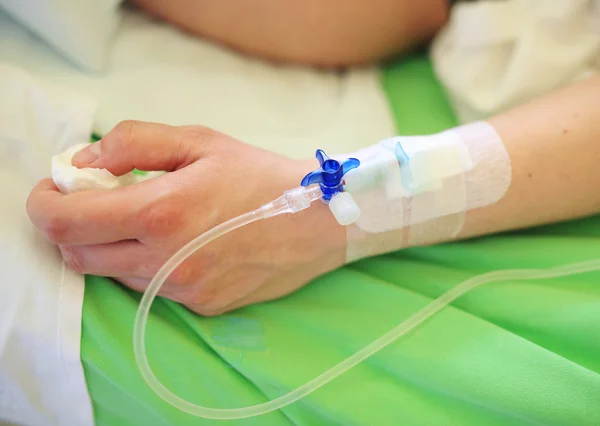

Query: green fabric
left=81, top=54, right=600, bottom=425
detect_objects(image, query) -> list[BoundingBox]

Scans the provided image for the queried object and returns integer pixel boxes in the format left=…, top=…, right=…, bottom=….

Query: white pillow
left=430, top=0, right=600, bottom=123
left=0, top=0, right=123, bottom=71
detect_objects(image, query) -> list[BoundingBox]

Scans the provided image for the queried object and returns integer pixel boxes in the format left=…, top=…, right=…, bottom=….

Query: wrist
left=287, top=158, right=348, bottom=268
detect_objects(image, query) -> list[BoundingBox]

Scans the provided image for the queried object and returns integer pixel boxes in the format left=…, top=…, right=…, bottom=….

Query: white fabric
left=0, top=65, right=95, bottom=426
left=52, top=143, right=163, bottom=193
left=0, top=5, right=395, bottom=425
left=0, top=7, right=396, bottom=160
left=431, top=0, right=600, bottom=122
left=0, top=0, right=122, bottom=71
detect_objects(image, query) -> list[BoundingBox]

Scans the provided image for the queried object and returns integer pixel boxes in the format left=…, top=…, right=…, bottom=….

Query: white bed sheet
left=0, top=7, right=396, bottom=159
left=0, top=64, right=96, bottom=426
left=0, top=5, right=395, bottom=426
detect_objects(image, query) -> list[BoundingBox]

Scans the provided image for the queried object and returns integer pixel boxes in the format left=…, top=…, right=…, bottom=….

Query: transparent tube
left=134, top=210, right=267, bottom=419
left=134, top=186, right=327, bottom=419
left=134, top=199, right=600, bottom=419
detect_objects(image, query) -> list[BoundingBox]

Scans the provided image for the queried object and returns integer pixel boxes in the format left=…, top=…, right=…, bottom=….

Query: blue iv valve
left=300, top=149, right=360, bottom=203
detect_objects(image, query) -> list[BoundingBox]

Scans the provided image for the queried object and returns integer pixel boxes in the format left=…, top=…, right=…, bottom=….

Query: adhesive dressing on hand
left=129, top=136, right=599, bottom=420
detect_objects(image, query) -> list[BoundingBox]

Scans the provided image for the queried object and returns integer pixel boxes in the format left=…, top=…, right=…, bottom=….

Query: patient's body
left=26, top=75, right=600, bottom=316
left=130, top=0, right=449, bottom=67
left=24, top=1, right=600, bottom=316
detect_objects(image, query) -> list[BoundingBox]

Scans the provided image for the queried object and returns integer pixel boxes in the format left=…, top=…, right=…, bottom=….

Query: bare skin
left=129, top=0, right=450, bottom=67
left=353, top=75, right=600, bottom=258
left=463, top=75, right=600, bottom=239
left=27, top=122, right=344, bottom=315
left=26, top=76, right=600, bottom=315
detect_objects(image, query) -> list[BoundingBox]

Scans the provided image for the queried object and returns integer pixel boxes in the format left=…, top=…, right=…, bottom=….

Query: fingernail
left=73, top=141, right=101, bottom=166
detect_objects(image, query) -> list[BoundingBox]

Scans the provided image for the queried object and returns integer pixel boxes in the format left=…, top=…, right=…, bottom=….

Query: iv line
left=133, top=197, right=600, bottom=419
left=133, top=150, right=600, bottom=420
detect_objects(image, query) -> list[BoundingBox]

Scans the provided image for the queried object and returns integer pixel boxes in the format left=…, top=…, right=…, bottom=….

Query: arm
left=355, top=75, right=600, bottom=258
left=129, top=0, right=449, bottom=67
left=25, top=77, right=600, bottom=315
left=463, top=75, right=600, bottom=239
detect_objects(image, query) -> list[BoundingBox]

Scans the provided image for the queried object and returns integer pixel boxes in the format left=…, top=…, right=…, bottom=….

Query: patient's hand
left=27, top=121, right=345, bottom=315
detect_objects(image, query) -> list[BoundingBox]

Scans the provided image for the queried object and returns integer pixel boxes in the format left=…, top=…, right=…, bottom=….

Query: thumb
left=72, top=121, right=208, bottom=176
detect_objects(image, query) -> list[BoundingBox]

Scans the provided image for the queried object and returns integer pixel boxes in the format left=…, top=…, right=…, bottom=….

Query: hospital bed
left=79, top=56, right=600, bottom=426
left=1, top=3, right=600, bottom=426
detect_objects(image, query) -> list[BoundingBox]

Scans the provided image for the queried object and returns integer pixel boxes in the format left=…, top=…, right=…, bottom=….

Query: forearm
left=462, top=75, right=600, bottom=240
left=130, top=0, right=448, bottom=67
left=349, top=76, right=600, bottom=257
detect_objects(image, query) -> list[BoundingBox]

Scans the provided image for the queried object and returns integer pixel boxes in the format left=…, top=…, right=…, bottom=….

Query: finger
left=59, top=240, right=158, bottom=278
left=27, top=177, right=171, bottom=245
left=72, top=120, right=216, bottom=175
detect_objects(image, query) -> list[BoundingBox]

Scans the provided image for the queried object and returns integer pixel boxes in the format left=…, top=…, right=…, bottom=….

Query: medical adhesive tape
left=337, top=121, right=511, bottom=262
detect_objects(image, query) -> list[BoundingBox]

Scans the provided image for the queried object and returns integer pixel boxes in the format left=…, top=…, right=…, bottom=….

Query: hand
left=27, top=121, right=346, bottom=315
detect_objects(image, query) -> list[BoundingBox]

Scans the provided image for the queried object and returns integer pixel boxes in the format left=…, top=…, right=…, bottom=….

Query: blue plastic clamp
left=300, top=149, right=360, bottom=203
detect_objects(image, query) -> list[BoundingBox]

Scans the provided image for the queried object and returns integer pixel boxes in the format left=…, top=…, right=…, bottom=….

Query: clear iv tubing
left=133, top=187, right=600, bottom=420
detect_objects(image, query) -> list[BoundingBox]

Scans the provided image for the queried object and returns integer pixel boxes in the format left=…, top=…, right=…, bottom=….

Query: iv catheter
left=133, top=149, right=600, bottom=420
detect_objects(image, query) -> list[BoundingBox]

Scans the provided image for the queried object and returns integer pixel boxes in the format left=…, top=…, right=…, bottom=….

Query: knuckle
left=60, top=246, right=87, bottom=274
left=44, top=215, right=70, bottom=244
left=111, top=120, right=139, bottom=150
left=180, top=126, right=218, bottom=154
left=181, top=125, right=216, bottom=142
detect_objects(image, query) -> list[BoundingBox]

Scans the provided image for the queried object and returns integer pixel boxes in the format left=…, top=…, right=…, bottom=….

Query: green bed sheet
left=81, top=54, right=600, bottom=426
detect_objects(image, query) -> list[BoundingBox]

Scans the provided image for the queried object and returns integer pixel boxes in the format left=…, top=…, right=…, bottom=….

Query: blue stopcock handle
left=300, top=149, right=360, bottom=202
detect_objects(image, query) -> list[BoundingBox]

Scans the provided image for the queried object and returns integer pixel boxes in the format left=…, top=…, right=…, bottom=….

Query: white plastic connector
left=258, top=185, right=323, bottom=218
left=258, top=185, right=360, bottom=226
left=329, top=192, right=361, bottom=225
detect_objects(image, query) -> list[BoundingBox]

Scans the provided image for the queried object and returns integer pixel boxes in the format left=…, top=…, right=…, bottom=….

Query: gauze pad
left=338, top=121, right=511, bottom=262
left=52, top=143, right=164, bottom=194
